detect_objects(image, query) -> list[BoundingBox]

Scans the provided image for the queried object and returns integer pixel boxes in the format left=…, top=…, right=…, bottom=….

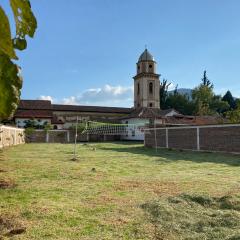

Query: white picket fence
left=0, top=125, right=25, bottom=148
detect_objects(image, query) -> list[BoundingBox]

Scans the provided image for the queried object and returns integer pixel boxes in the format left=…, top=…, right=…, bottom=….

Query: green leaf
left=0, top=54, right=22, bottom=119
left=10, top=0, right=37, bottom=40
left=0, top=6, right=17, bottom=59
left=13, top=37, right=27, bottom=50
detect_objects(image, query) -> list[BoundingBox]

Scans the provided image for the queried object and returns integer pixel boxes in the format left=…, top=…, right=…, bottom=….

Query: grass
left=0, top=142, right=240, bottom=239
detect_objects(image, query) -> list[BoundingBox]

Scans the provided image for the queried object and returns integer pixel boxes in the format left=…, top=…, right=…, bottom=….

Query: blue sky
left=2, top=0, right=240, bottom=107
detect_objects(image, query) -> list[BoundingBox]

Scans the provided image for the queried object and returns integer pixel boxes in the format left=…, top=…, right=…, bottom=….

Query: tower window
left=137, top=83, right=140, bottom=95
left=149, top=64, right=152, bottom=68
left=149, top=103, right=153, bottom=107
left=149, top=82, right=153, bottom=94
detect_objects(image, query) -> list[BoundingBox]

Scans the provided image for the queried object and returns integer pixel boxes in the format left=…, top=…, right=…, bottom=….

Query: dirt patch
left=0, top=179, right=16, bottom=189
left=0, top=215, right=26, bottom=237
left=0, top=169, right=6, bottom=173
left=114, top=180, right=181, bottom=196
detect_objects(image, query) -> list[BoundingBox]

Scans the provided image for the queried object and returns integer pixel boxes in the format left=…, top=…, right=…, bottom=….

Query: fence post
left=67, top=131, right=70, bottom=142
left=0, top=126, right=2, bottom=148
left=196, top=127, right=200, bottom=151
left=46, top=131, right=49, bottom=143
left=14, top=129, right=16, bottom=145
left=166, top=128, right=169, bottom=148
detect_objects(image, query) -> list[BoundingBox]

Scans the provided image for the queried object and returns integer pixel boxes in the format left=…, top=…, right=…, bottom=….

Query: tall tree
left=192, top=85, right=214, bottom=115
left=159, top=79, right=171, bottom=109
left=225, top=100, right=240, bottom=123
left=165, top=91, right=195, bottom=115
left=222, top=90, right=236, bottom=109
left=201, top=70, right=213, bottom=89
left=192, top=71, right=229, bottom=115
left=0, top=0, right=37, bottom=120
left=210, top=95, right=230, bottom=114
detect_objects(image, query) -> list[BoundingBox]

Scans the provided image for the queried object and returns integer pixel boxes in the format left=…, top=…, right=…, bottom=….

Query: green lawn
left=1, top=142, right=240, bottom=239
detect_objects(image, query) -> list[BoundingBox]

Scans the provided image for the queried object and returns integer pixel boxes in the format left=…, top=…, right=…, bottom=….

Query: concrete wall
left=145, top=124, right=240, bottom=154
left=0, top=125, right=25, bottom=148
left=121, top=118, right=149, bottom=141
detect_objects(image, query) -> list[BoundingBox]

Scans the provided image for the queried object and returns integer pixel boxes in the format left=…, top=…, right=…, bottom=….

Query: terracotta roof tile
left=52, top=104, right=132, bottom=114
left=14, top=110, right=52, bottom=118
left=18, top=100, right=52, bottom=110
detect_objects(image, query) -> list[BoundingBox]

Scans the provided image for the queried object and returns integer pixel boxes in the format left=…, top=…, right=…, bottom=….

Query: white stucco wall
left=15, top=118, right=51, bottom=128
left=121, top=118, right=149, bottom=141
left=165, top=110, right=179, bottom=117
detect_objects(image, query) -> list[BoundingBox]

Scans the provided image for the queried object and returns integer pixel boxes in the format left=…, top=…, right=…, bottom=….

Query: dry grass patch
left=0, top=179, right=16, bottom=189
left=0, top=214, right=26, bottom=238
left=141, top=194, right=240, bottom=240
left=115, top=180, right=181, bottom=196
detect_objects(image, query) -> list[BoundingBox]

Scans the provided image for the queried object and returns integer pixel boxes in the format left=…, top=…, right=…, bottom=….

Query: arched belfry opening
left=133, top=49, right=160, bottom=109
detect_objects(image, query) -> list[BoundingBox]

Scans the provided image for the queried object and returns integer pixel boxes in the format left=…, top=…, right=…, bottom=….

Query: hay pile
left=141, top=194, right=240, bottom=240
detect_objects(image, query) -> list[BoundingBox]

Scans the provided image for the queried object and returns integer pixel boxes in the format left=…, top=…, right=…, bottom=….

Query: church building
left=14, top=49, right=184, bottom=138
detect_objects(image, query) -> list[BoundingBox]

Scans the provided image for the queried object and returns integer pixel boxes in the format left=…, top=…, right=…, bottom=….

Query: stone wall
left=0, top=125, right=25, bottom=148
left=145, top=124, right=240, bottom=154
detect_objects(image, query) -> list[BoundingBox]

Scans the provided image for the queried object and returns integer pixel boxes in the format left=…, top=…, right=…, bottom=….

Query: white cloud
left=63, top=84, right=133, bottom=107
left=38, top=95, right=54, bottom=102
left=168, top=83, right=175, bottom=91
left=62, top=96, right=78, bottom=105
left=38, top=84, right=134, bottom=107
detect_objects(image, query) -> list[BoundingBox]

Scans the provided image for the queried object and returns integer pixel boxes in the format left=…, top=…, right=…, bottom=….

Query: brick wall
left=0, top=125, right=25, bottom=148
left=168, top=128, right=197, bottom=150
left=200, top=126, right=240, bottom=153
left=26, top=130, right=119, bottom=143
left=145, top=129, right=166, bottom=148
left=145, top=124, right=240, bottom=154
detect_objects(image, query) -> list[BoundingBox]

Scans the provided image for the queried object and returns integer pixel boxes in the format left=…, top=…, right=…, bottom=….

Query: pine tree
left=222, top=90, right=236, bottom=109
left=201, top=70, right=213, bottom=89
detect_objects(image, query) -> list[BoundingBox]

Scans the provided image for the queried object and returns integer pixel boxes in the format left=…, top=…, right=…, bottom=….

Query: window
left=149, top=82, right=153, bottom=94
left=132, top=130, right=135, bottom=137
left=137, top=83, right=140, bottom=95
left=149, top=103, right=153, bottom=107
left=149, top=64, right=152, bottom=68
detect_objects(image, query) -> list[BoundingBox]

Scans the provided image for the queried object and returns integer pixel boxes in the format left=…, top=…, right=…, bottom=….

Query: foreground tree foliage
left=0, top=0, right=37, bottom=120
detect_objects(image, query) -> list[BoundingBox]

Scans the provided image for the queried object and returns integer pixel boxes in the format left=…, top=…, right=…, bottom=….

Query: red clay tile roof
left=18, top=100, right=52, bottom=110
left=52, top=104, right=132, bottom=114
left=120, top=107, right=166, bottom=119
left=14, top=110, right=52, bottom=118
left=194, top=116, right=229, bottom=125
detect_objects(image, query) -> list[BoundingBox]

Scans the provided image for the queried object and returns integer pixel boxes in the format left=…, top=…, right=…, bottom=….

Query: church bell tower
left=133, top=49, right=160, bottom=109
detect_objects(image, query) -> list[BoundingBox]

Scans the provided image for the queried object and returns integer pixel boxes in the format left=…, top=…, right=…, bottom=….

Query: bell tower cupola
left=133, top=49, right=160, bottom=109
